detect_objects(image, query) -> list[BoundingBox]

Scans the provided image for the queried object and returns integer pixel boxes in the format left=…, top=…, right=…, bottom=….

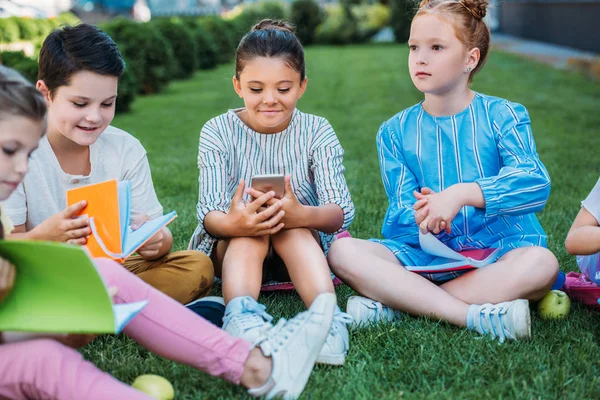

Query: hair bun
left=252, top=19, right=296, bottom=34
left=460, top=0, right=488, bottom=20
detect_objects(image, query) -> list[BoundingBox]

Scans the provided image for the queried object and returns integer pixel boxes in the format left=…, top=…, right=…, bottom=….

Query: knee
left=520, top=247, right=559, bottom=286
left=271, top=227, right=312, bottom=249
left=327, top=238, right=358, bottom=280
left=174, top=250, right=215, bottom=284
left=95, top=257, right=131, bottom=285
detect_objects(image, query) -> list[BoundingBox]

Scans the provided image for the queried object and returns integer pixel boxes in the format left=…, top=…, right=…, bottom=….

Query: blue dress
left=371, top=93, right=551, bottom=282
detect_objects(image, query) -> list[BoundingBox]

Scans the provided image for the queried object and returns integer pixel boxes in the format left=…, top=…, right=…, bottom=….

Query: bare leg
left=328, top=238, right=470, bottom=326
left=217, top=236, right=270, bottom=303
left=271, top=228, right=334, bottom=308
left=440, top=246, right=558, bottom=304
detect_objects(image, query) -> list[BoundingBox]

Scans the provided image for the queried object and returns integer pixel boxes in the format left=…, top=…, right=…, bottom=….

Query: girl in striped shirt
left=190, top=20, right=355, bottom=365
left=328, top=0, right=559, bottom=343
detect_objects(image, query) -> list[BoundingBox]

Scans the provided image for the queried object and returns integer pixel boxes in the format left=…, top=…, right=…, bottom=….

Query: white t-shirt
left=2, top=125, right=163, bottom=231
left=577, top=176, right=600, bottom=283
left=582, top=176, right=600, bottom=224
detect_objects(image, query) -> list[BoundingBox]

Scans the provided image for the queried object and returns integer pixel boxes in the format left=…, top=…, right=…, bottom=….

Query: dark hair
left=38, top=23, right=125, bottom=95
left=235, top=19, right=305, bottom=81
left=416, top=0, right=490, bottom=82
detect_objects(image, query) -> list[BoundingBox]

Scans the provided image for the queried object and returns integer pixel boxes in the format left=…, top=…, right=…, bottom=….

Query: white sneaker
left=346, top=296, right=402, bottom=328
left=248, top=293, right=336, bottom=400
left=468, top=299, right=531, bottom=343
left=222, top=296, right=273, bottom=344
left=316, top=310, right=352, bottom=365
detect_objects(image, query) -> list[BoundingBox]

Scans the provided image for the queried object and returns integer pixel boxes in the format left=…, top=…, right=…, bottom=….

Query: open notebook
left=0, top=241, right=146, bottom=334
left=405, top=233, right=500, bottom=274
left=67, top=180, right=177, bottom=262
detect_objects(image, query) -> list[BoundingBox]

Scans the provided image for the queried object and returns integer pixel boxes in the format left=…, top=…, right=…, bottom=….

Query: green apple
left=538, top=290, right=571, bottom=320
left=132, top=374, right=175, bottom=400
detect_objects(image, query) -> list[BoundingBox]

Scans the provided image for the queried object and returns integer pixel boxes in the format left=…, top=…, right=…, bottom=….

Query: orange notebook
left=66, top=180, right=177, bottom=262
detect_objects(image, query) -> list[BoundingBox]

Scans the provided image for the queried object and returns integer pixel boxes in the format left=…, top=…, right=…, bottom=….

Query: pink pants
left=0, top=258, right=252, bottom=400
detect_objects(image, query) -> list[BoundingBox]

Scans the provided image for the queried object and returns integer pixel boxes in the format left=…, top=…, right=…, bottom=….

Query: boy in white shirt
left=3, top=24, right=213, bottom=305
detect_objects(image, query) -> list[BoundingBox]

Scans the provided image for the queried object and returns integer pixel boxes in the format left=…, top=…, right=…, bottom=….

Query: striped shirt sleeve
left=377, top=120, right=420, bottom=245
left=476, top=102, right=551, bottom=218
left=195, top=119, right=232, bottom=245
left=310, top=118, right=354, bottom=232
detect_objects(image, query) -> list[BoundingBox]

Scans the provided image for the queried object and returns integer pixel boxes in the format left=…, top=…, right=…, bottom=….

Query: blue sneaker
left=222, top=296, right=274, bottom=344
left=185, top=296, right=226, bottom=327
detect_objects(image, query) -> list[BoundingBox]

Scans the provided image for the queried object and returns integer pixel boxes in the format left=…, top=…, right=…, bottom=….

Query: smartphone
left=250, top=174, right=285, bottom=199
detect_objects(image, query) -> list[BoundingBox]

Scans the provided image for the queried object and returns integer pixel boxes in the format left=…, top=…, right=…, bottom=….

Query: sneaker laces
left=257, top=311, right=309, bottom=356
left=223, top=298, right=274, bottom=332
left=477, top=303, right=513, bottom=343
left=329, top=312, right=353, bottom=337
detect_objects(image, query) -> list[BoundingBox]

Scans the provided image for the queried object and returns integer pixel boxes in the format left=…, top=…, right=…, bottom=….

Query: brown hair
left=0, top=66, right=47, bottom=239
left=235, top=19, right=305, bottom=81
left=0, top=65, right=46, bottom=128
left=415, top=0, right=490, bottom=82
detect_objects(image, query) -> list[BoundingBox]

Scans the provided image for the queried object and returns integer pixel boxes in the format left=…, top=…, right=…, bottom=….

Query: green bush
left=390, top=0, right=416, bottom=43
left=0, top=51, right=38, bottom=82
left=35, top=18, right=57, bottom=39
left=115, top=58, right=138, bottom=113
left=196, top=16, right=237, bottom=64
left=101, top=18, right=176, bottom=94
left=354, top=3, right=391, bottom=41
left=153, top=18, right=198, bottom=79
left=0, top=18, right=21, bottom=43
left=290, top=0, right=324, bottom=46
left=227, top=1, right=287, bottom=44
left=315, top=5, right=359, bottom=45
left=192, top=24, right=219, bottom=70
left=11, top=17, right=38, bottom=41
left=54, top=12, right=81, bottom=27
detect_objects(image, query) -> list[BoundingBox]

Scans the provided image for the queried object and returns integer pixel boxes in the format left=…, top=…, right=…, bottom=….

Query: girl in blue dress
left=328, top=0, right=559, bottom=343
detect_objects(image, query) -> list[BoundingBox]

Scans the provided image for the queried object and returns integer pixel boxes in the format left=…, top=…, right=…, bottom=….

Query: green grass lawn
left=82, top=44, right=600, bottom=399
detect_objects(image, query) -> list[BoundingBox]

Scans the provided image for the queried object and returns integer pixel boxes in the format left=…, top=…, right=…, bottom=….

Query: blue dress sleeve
left=377, top=121, right=420, bottom=245
left=476, top=102, right=551, bottom=218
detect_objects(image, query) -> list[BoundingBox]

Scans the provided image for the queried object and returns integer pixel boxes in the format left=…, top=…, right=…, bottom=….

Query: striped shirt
left=189, top=108, right=354, bottom=255
left=372, top=92, right=551, bottom=278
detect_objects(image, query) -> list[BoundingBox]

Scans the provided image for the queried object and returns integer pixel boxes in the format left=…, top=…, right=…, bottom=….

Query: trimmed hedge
left=153, top=18, right=198, bottom=79
left=290, top=0, right=324, bottom=46
left=101, top=18, right=176, bottom=94
left=195, top=16, right=237, bottom=65
left=390, top=0, right=416, bottom=43
left=0, top=51, right=38, bottom=82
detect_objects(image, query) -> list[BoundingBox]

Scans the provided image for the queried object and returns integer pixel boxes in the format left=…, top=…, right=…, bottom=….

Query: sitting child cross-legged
left=328, top=0, right=559, bottom=343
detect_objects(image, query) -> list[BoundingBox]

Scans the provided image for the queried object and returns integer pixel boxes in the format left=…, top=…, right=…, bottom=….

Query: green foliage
left=0, top=51, right=38, bottom=82
left=11, top=17, right=38, bottom=40
left=390, top=0, right=416, bottom=43
left=227, top=1, right=288, bottom=42
left=100, top=18, right=176, bottom=95
left=290, top=0, right=325, bottom=46
left=354, top=3, right=391, bottom=40
left=115, top=61, right=138, bottom=113
left=195, top=16, right=237, bottom=65
left=0, top=18, right=21, bottom=43
left=315, top=5, right=360, bottom=45
left=153, top=18, right=198, bottom=79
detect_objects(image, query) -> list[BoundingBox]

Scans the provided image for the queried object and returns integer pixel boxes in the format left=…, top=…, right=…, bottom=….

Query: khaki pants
left=123, top=250, right=214, bottom=304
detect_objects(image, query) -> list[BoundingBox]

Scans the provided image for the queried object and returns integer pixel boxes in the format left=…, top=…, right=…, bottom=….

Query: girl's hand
left=414, top=187, right=461, bottom=234
left=226, top=179, right=285, bottom=237
left=0, top=257, right=16, bottom=304
left=246, top=175, right=307, bottom=230
left=30, top=201, right=91, bottom=244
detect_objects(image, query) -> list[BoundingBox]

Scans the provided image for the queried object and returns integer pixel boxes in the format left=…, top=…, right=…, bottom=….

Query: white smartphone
left=250, top=174, right=285, bottom=199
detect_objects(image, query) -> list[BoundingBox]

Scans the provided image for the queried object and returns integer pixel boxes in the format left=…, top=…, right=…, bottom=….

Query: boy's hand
left=131, top=215, right=164, bottom=259
left=31, top=201, right=91, bottom=244
left=0, top=257, right=16, bottom=304
left=226, top=179, right=285, bottom=237
left=247, top=175, right=306, bottom=230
